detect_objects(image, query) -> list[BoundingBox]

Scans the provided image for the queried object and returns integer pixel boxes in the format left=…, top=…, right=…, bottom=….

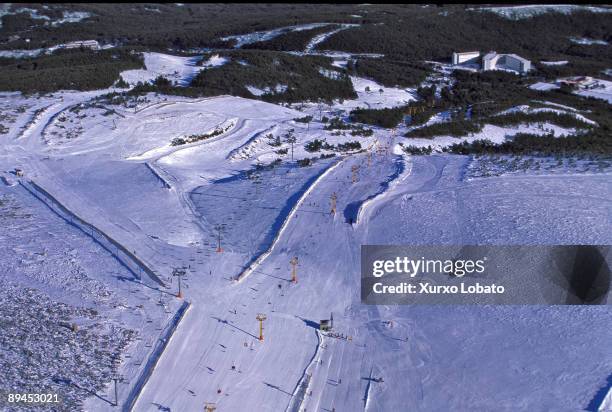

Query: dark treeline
left=349, top=87, right=437, bottom=129
left=406, top=120, right=483, bottom=139
left=405, top=111, right=594, bottom=139
left=535, top=56, right=610, bottom=80
left=448, top=131, right=612, bottom=156
left=0, top=3, right=372, bottom=51
left=349, top=107, right=406, bottom=128
left=346, top=58, right=431, bottom=88
left=191, top=50, right=356, bottom=103
left=0, top=49, right=143, bottom=93
left=442, top=70, right=533, bottom=113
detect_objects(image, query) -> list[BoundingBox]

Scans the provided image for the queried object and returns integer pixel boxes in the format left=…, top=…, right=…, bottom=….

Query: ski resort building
left=452, top=50, right=532, bottom=74
left=452, top=51, right=481, bottom=65
left=482, top=52, right=531, bottom=73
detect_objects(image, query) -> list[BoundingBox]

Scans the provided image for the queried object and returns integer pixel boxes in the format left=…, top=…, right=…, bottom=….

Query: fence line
left=19, top=179, right=166, bottom=287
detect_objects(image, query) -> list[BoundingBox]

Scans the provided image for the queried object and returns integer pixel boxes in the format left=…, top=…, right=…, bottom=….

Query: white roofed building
left=452, top=51, right=480, bottom=65
left=452, top=50, right=531, bottom=74
left=482, top=51, right=531, bottom=73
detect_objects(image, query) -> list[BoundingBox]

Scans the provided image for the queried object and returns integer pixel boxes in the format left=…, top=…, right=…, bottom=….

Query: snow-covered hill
left=0, top=51, right=610, bottom=411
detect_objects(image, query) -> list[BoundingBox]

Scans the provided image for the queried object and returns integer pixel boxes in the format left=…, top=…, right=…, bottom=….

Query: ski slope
left=133, top=152, right=612, bottom=411
left=1, top=56, right=611, bottom=411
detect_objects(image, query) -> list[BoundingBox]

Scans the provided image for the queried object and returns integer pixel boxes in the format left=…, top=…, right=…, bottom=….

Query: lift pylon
left=256, top=313, right=267, bottom=341
left=290, top=256, right=298, bottom=283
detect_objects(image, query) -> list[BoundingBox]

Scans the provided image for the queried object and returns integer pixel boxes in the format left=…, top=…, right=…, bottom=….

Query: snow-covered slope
left=1, top=77, right=610, bottom=412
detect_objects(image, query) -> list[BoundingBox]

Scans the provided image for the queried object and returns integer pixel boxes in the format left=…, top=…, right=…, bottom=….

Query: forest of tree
left=349, top=107, right=406, bottom=129
left=346, top=58, right=431, bottom=88
left=0, top=49, right=143, bottom=93
left=190, top=51, right=356, bottom=103
left=320, top=8, right=612, bottom=78
left=448, top=131, right=612, bottom=156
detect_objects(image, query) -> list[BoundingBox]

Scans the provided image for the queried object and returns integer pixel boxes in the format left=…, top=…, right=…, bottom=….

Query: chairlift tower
left=290, top=256, right=299, bottom=283
left=111, top=374, right=124, bottom=406
left=256, top=313, right=267, bottom=341
left=214, top=224, right=226, bottom=253
left=172, top=267, right=186, bottom=298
